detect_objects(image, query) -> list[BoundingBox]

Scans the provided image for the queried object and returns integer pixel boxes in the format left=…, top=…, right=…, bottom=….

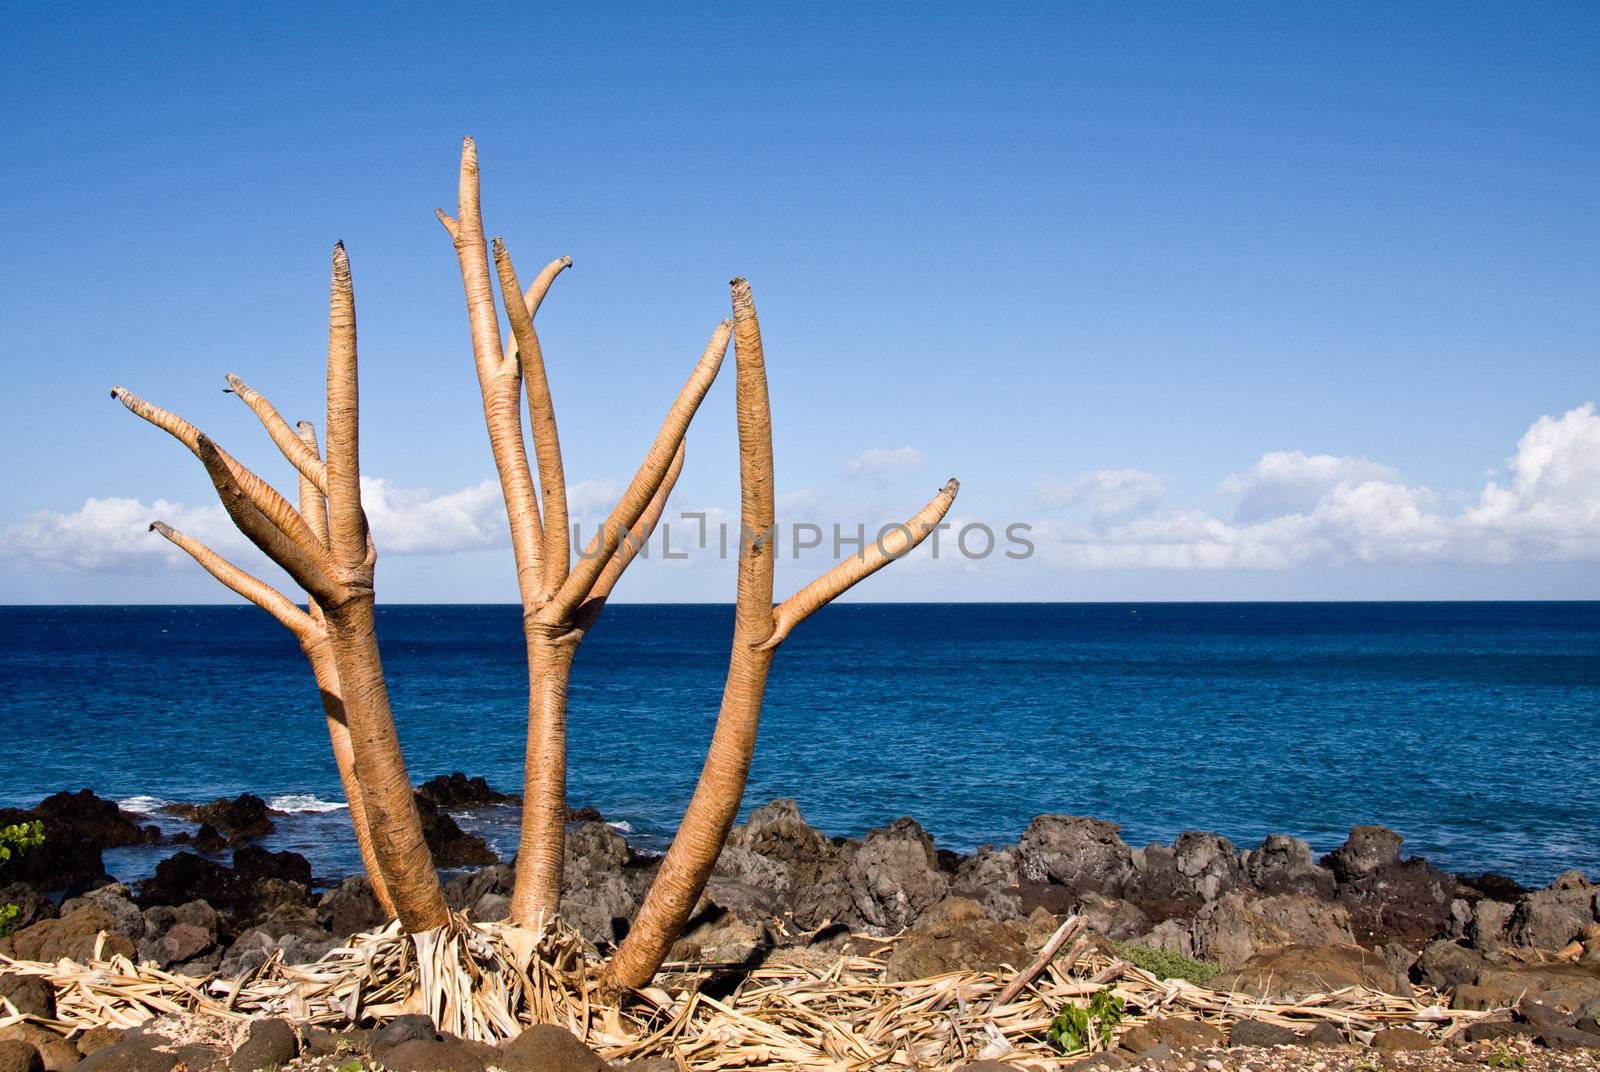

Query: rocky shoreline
left=4, top=778, right=1600, bottom=1069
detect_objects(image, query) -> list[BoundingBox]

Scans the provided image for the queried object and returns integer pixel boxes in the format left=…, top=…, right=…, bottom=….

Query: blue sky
left=3, top=4, right=1596, bottom=603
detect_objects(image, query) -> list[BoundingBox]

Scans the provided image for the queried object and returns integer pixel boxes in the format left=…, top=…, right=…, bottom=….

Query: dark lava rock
left=846, top=817, right=949, bottom=932
left=228, top=1019, right=298, bottom=1072
left=499, top=1024, right=610, bottom=1072
left=1459, top=872, right=1530, bottom=902
left=568, top=805, right=604, bottom=823
left=60, top=885, right=143, bottom=939
left=1323, top=825, right=1402, bottom=882
left=0, top=974, right=54, bottom=1019
left=167, top=795, right=274, bottom=846
left=0, top=789, right=156, bottom=892
left=11, top=906, right=135, bottom=962
left=1018, top=815, right=1133, bottom=897
left=137, top=850, right=309, bottom=930
left=0, top=1025, right=78, bottom=1072
left=884, top=898, right=1031, bottom=980
left=382, top=1039, right=486, bottom=1072
left=416, top=772, right=518, bottom=808
left=371, top=1015, right=440, bottom=1056
left=318, top=875, right=389, bottom=936
left=1369, top=1027, right=1435, bottom=1051
left=0, top=883, right=57, bottom=932
left=172, top=824, right=228, bottom=854
left=414, top=795, right=497, bottom=867
left=1241, top=834, right=1337, bottom=899
left=1228, top=1019, right=1299, bottom=1047
left=0, top=1040, right=43, bottom=1072
left=1507, top=879, right=1599, bottom=951
left=1300, top=1022, right=1346, bottom=1047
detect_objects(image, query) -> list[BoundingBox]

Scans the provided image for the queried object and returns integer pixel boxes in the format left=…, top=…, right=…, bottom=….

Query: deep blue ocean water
left=2, top=603, right=1597, bottom=888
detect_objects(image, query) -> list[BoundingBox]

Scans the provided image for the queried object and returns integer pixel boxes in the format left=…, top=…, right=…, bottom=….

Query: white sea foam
left=267, top=794, right=348, bottom=814
left=118, top=795, right=175, bottom=815
left=607, top=820, right=634, bottom=834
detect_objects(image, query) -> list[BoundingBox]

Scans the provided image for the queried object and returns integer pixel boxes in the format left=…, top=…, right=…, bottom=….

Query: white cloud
left=1037, top=468, right=1164, bottom=521
left=357, top=477, right=507, bottom=554
left=1220, top=451, right=1402, bottom=523
left=0, top=497, right=247, bottom=572
left=1035, top=403, right=1600, bottom=570
left=845, top=446, right=925, bottom=483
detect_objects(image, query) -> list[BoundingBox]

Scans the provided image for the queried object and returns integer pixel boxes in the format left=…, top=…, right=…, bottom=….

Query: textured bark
left=116, top=243, right=445, bottom=934
left=606, top=278, right=958, bottom=988
left=440, top=139, right=729, bottom=926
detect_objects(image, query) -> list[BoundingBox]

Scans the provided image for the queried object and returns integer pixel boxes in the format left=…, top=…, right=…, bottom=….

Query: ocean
left=2, top=602, right=1597, bottom=888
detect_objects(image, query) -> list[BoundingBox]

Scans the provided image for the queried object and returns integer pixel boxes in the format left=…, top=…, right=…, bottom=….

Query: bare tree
left=604, top=278, right=958, bottom=989
left=112, top=245, right=448, bottom=932
left=436, top=138, right=731, bottom=926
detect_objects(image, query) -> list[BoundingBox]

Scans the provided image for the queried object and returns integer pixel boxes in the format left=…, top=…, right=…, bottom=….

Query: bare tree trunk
left=606, top=278, right=958, bottom=989
left=303, top=635, right=396, bottom=917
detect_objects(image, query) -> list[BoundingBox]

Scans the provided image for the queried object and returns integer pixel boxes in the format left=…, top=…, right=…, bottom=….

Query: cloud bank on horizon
left=5, top=402, right=1598, bottom=585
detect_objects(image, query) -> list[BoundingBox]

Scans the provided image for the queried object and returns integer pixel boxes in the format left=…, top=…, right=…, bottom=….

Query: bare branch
left=324, top=242, right=367, bottom=571
left=150, top=521, right=318, bottom=640
left=761, top=477, right=959, bottom=649
left=571, top=440, right=685, bottom=636
left=441, top=138, right=545, bottom=602
left=225, top=373, right=328, bottom=493
left=111, top=385, right=327, bottom=560
left=195, top=434, right=343, bottom=606
left=544, top=320, right=731, bottom=623
left=494, top=239, right=570, bottom=595
left=294, top=421, right=330, bottom=550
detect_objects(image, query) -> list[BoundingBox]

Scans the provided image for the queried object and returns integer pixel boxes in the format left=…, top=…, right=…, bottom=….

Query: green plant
left=1111, top=940, right=1226, bottom=986
left=1047, top=987, right=1124, bottom=1053
left=336, top=1061, right=364, bottom=1072
left=0, top=820, right=45, bottom=936
left=1487, top=1044, right=1527, bottom=1069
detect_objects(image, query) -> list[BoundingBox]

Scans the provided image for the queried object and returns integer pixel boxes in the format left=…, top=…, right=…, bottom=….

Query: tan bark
left=438, top=140, right=731, bottom=926
left=605, top=278, right=958, bottom=989
left=116, top=244, right=446, bottom=934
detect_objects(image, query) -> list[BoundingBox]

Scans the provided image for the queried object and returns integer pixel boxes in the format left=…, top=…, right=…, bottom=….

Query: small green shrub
left=1111, top=940, right=1225, bottom=986
left=1047, top=986, right=1124, bottom=1053
left=0, top=819, right=45, bottom=936
left=1487, top=1044, right=1527, bottom=1069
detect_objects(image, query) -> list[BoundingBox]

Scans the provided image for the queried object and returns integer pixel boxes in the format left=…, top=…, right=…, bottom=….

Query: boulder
left=0, top=975, right=53, bottom=1019
left=1207, top=943, right=1409, bottom=1000
left=371, top=1014, right=440, bottom=1056
left=1118, top=1018, right=1226, bottom=1054
left=228, top=1019, right=297, bottom=1072
left=1417, top=939, right=1489, bottom=992
left=381, top=1039, right=485, bottom=1072
left=1336, top=857, right=1456, bottom=947
left=1241, top=835, right=1336, bottom=899
left=137, top=901, right=220, bottom=969
left=1227, top=1019, right=1299, bottom=1047
left=416, top=772, right=518, bottom=808
left=0, top=1026, right=78, bottom=1072
left=499, top=1024, right=610, bottom=1072
left=1173, top=832, right=1242, bottom=903
left=0, top=790, right=161, bottom=892
left=1188, top=891, right=1355, bottom=965
left=219, top=911, right=338, bottom=977
left=883, top=907, right=1031, bottom=981
left=1122, top=843, right=1199, bottom=922
left=11, top=906, right=135, bottom=962
left=318, top=875, right=389, bottom=937
left=1370, top=1027, right=1435, bottom=1051
left=1454, top=963, right=1600, bottom=1013
left=726, top=799, right=833, bottom=869
left=445, top=864, right=515, bottom=912
left=1018, top=816, right=1132, bottom=896
left=0, top=1040, right=42, bottom=1072
left=560, top=824, right=638, bottom=945
left=167, top=795, right=274, bottom=846
left=1075, top=892, right=1149, bottom=940
left=1472, top=898, right=1515, bottom=949
left=1507, top=880, right=1598, bottom=952
left=1322, top=826, right=1402, bottom=882
left=1139, top=918, right=1195, bottom=957
left=138, top=851, right=308, bottom=929
left=0, top=885, right=55, bottom=933
left=59, top=885, right=143, bottom=939
left=32, top=791, right=159, bottom=848
left=845, top=818, right=949, bottom=932
left=950, top=845, right=1024, bottom=921
left=412, top=796, right=497, bottom=867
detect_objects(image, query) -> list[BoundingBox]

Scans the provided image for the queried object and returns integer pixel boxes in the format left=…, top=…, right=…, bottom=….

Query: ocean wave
left=118, top=795, right=175, bottom=815
left=267, top=794, right=349, bottom=814
left=607, top=820, right=634, bottom=834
